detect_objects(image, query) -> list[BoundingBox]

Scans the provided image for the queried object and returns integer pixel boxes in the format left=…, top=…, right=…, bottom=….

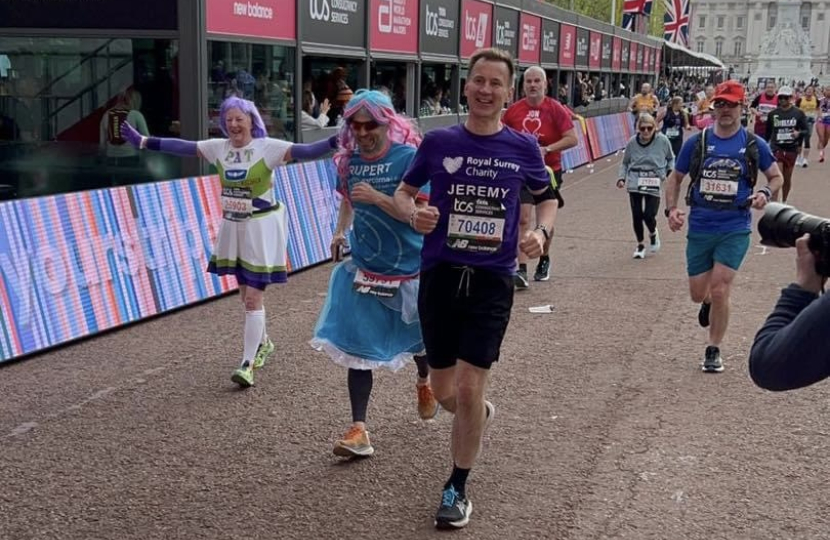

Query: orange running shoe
left=333, top=425, right=374, bottom=457
left=417, top=382, right=440, bottom=420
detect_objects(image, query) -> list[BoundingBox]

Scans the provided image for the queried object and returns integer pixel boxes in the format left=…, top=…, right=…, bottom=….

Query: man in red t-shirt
left=503, top=66, right=578, bottom=287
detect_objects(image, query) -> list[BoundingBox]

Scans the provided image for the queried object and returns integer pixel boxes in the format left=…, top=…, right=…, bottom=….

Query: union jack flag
left=663, top=0, right=690, bottom=47
left=622, top=0, right=653, bottom=31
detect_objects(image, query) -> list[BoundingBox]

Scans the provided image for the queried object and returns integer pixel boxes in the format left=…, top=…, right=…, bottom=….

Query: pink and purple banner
left=0, top=160, right=340, bottom=363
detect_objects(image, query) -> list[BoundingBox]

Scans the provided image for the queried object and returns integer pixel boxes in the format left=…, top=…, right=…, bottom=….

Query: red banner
left=643, top=48, right=650, bottom=73
left=461, top=0, right=493, bottom=58
left=370, top=0, right=418, bottom=53
left=589, top=32, right=602, bottom=70
left=655, top=48, right=662, bottom=74
left=629, top=42, right=638, bottom=71
left=612, top=37, right=622, bottom=71
left=206, top=0, right=295, bottom=41
left=558, top=24, right=575, bottom=67
left=518, top=13, right=541, bottom=64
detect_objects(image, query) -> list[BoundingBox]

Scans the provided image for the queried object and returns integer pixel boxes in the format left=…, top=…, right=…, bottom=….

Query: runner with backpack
left=663, top=80, right=783, bottom=374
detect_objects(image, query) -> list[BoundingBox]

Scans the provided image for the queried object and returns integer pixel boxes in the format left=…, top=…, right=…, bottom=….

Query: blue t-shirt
left=402, top=124, right=549, bottom=275
left=675, top=128, right=774, bottom=234
left=341, top=143, right=427, bottom=277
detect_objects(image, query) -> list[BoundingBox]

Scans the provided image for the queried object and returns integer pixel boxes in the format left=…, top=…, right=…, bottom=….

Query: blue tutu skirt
left=310, top=260, right=424, bottom=372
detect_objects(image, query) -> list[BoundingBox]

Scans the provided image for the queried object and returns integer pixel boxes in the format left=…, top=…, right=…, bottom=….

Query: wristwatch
left=535, top=225, right=550, bottom=240
left=664, top=206, right=676, bottom=218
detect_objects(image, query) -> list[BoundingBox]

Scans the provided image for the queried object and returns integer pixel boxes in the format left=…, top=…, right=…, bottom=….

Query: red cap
left=712, top=80, right=746, bottom=104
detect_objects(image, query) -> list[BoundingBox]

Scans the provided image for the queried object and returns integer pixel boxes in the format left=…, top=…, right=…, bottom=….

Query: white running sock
left=242, top=309, right=265, bottom=367
left=260, top=307, right=268, bottom=344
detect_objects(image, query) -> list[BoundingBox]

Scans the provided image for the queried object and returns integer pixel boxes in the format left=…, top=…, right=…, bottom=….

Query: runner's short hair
left=468, top=48, right=515, bottom=86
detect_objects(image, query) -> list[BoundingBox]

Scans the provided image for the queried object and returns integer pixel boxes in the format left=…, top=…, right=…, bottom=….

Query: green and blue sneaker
left=253, top=338, right=275, bottom=369
left=231, top=365, right=254, bottom=388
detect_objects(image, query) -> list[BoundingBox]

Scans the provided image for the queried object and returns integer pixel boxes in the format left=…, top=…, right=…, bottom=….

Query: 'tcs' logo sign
left=310, top=0, right=331, bottom=21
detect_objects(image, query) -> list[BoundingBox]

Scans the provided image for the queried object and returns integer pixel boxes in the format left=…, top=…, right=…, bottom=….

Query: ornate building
left=688, top=0, right=830, bottom=82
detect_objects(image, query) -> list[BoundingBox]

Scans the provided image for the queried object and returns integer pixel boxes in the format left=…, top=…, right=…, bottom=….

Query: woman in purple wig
left=122, top=96, right=336, bottom=388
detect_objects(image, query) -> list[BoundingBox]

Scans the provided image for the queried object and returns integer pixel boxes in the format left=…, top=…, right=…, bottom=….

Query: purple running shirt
left=403, top=124, right=549, bottom=275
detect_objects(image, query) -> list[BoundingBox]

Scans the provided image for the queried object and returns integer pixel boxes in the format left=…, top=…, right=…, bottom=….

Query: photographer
left=749, top=234, right=829, bottom=391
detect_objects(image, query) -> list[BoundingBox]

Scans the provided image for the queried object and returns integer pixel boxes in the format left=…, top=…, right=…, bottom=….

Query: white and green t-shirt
left=198, top=138, right=291, bottom=221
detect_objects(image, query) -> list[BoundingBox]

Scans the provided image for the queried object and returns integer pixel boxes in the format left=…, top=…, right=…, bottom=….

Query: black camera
left=758, top=203, right=830, bottom=276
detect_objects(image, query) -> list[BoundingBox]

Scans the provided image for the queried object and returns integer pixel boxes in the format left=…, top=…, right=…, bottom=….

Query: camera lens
left=758, top=203, right=830, bottom=248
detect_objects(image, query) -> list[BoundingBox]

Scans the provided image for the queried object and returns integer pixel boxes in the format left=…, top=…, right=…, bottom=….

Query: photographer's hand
left=795, top=234, right=826, bottom=294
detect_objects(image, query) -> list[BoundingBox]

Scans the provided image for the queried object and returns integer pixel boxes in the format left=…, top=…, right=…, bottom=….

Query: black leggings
left=628, top=192, right=660, bottom=243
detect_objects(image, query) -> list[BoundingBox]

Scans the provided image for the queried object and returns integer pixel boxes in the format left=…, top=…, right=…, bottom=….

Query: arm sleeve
left=401, top=134, right=432, bottom=189
left=749, top=286, right=830, bottom=391
left=751, top=95, right=761, bottom=109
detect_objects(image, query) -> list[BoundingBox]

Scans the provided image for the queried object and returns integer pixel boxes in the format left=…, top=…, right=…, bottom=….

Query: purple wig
left=219, top=97, right=268, bottom=139
left=333, top=89, right=422, bottom=182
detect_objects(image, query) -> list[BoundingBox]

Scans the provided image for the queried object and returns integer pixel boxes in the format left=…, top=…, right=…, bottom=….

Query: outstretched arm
left=285, top=135, right=338, bottom=162
left=122, top=122, right=199, bottom=157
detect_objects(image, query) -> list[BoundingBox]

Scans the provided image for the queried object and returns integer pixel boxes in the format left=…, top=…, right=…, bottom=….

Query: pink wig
left=333, top=89, right=422, bottom=182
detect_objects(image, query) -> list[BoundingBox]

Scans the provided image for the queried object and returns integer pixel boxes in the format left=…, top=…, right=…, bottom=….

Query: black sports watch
left=664, top=206, right=676, bottom=218
left=535, top=225, right=550, bottom=240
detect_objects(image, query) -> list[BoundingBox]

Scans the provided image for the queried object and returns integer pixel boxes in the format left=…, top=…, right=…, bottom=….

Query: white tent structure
left=662, top=40, right=725, bottom=71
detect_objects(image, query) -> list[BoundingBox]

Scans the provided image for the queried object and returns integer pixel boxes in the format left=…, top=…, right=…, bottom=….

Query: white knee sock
left=242, top=309, right=265, bottom=367
left=260, top=307, right=268, bottom=344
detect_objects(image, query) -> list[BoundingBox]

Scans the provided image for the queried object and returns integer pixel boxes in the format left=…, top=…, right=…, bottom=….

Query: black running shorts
left=519, top=169, right=564, bottom=208
left=418, top=264, right=514, bottom=370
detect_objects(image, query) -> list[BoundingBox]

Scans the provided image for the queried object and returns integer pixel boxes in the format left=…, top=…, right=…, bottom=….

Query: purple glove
left=290, top=135, right=337, bottom=161
left=121, top=122, right=144, bottom=149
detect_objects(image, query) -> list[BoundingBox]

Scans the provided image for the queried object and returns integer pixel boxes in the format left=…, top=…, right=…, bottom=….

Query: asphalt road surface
left=3, top=141, right=830, bottom=540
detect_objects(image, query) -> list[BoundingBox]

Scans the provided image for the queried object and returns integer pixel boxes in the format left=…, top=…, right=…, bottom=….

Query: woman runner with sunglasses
left=617, top=113, right=675, bottom=259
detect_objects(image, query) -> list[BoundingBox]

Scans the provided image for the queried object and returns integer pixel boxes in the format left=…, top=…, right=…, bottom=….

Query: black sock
left=347, top=369, right=373, bottom=424
left=414, top=355, right=429, bottom=380
left=539, top=255, right=550, bottom=263
left=518, top=263, right=527, bottom=272
left=445, top=466, right=471, bottom=497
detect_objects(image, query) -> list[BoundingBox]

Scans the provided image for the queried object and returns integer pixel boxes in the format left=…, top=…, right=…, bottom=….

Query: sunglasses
left=639, top=125, right=655, bottom=132
left=713, top=100, right=740, bottom=109
left=347, top=119, right=381, bottom=132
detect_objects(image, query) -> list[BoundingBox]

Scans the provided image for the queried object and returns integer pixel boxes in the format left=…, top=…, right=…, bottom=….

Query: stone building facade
left=688, top=0, right=830, bottom=82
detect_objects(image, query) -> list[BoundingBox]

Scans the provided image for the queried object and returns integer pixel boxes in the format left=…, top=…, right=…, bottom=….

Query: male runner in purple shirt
left=394, top=48, right=558, bottom=530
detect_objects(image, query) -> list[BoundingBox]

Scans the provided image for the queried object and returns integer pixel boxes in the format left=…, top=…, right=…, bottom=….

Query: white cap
left=778, top=86, right=794, bottom=97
